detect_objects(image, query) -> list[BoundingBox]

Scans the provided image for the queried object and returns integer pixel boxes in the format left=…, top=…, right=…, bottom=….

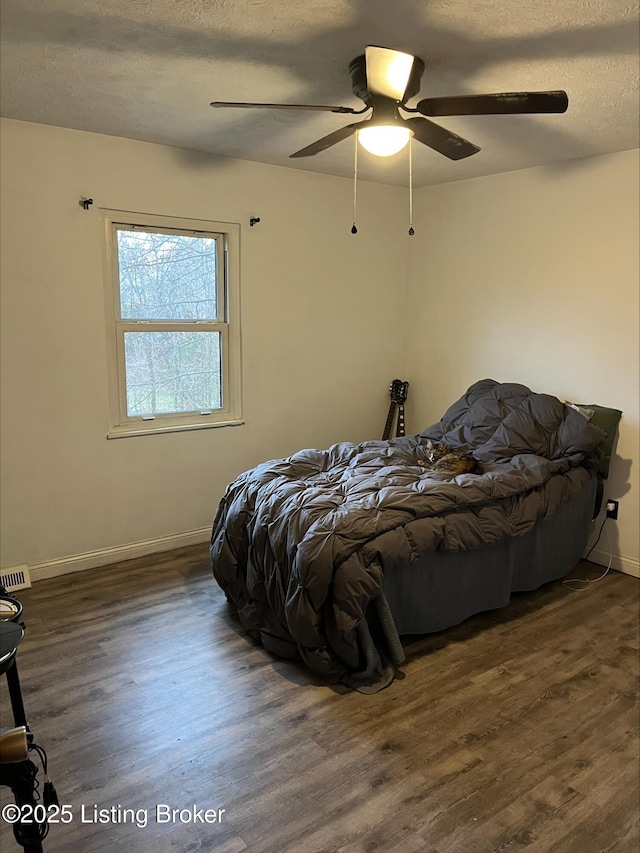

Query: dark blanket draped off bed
left=210, top=380, right=605, bottom=691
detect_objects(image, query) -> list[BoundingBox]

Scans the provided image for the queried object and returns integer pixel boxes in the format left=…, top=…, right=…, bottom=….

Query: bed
left=210, top=379, right=621, bottom=692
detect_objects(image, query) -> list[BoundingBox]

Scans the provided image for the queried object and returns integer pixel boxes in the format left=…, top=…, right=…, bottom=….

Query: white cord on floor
left=563, top=523, right=613, bottom=590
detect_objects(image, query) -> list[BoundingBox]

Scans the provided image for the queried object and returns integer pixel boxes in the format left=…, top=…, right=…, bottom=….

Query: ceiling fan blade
left=210, top=101, right=364, bottom=114
left=365, top=46, right=415, bottom=101
left=415, top=91, right=569, bottom=117
left=405, top=117, right=481, bottom=160
left=290, top=121, right=367, bottom=158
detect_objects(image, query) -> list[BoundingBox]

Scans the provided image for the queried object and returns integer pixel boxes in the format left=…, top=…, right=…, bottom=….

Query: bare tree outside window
left=117, top=231, right=217, bottom=321
left=116, top=230, right=222, bottom=416
left=123, top=331, right=221, bottom=416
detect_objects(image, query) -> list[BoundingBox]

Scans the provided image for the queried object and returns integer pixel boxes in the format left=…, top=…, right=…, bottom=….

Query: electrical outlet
left=606, top=500, right=619, bottom=520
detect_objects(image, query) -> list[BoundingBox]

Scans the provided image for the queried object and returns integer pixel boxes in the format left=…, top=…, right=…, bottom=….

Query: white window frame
left=102, top=210, right=242, bottom=438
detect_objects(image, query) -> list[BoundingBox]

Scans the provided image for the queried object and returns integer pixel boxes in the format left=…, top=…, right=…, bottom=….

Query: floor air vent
left=0, top=565, right=31, bottom=592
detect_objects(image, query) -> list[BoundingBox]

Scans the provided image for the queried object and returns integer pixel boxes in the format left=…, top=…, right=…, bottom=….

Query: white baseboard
left=29, top=527, right=211, bottom=582
left=587, top=548, right=639, bottom=579
left=21, top=531, right=640, bottom=583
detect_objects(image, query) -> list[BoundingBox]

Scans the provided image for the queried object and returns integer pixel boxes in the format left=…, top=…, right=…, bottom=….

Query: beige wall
left=406, top=150, right=639, bottom=576
left=0, top=119, right=407, bottom=571
left=1, top=119, right=638, bottom=578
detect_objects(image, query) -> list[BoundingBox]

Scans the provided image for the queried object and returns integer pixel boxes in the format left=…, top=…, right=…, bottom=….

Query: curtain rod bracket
left=80, top=198, right=94, bottom=210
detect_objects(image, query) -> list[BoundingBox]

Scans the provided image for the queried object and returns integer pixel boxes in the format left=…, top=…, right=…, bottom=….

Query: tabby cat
left=418, top=440, right=484, bottom=475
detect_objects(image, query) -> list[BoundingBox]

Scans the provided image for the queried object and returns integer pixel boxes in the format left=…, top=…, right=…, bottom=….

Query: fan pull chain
left=351, top=132, right=358, bottom=234
left=408, top=136, right=415, bottom=236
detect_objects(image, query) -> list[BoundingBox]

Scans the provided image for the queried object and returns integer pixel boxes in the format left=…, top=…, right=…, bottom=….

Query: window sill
left=107, top=419, right=245, bottom=439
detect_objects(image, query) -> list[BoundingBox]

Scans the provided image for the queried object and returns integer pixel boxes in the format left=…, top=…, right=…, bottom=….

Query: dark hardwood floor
left=1, top=545, right=638, bottom=853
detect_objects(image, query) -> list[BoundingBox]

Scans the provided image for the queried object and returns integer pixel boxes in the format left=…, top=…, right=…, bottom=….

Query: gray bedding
left=210, top=379, right=604, bottom=689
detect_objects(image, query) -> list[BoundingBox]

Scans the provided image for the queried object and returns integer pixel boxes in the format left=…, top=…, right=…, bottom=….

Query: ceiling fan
left=211, top=46, right=568, bottom=160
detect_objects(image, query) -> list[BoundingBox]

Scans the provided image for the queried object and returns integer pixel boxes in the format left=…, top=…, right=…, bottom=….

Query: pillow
left=570, top=403, right=622, bottom=479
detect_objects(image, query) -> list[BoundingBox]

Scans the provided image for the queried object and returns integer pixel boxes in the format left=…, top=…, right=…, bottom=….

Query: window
left=103, top=211, right=241, bottom=437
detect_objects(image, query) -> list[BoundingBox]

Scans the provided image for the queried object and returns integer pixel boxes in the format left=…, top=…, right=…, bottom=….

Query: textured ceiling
left=1, top=0, right=638, bottom=187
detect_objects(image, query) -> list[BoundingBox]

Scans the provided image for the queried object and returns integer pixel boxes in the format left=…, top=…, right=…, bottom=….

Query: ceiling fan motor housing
left=348, top=53, right=426, bottom=105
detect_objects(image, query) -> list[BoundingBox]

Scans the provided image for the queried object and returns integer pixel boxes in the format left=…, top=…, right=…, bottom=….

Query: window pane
left=124, top=332, right=222, bottom=416
left=117, top=229, right=217, bottom=320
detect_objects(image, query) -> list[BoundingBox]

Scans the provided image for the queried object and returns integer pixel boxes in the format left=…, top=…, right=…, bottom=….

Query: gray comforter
left=210, top=380, right=604, bottom=688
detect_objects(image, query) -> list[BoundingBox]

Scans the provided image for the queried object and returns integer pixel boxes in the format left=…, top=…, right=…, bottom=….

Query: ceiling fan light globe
left=357, top=126, right=412, bottom=157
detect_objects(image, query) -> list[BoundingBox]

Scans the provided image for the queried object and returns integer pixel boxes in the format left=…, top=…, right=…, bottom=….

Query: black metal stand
left=4, top=652, right=28, bottom=731
left=1, top=625, right=45, bottom=852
